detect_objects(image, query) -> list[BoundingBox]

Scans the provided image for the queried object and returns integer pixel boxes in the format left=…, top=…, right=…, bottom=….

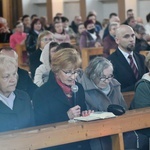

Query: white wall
left=22, top=0, right=46, bottom=17
left=137, top=0, right=150, bottom=24
left=22, top=0, right=150, bottom=24
left=63, top=2, right=80, bottom=23
left=101, top=2, right=118, bottom=19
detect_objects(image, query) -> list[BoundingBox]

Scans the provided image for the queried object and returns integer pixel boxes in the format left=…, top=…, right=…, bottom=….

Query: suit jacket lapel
left=116, top=49, right=137, bottom=78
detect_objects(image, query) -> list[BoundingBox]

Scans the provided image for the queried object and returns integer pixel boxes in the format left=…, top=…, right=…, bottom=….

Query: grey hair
left=133, top=23, right=145, bottom=34
left=85, top=56, right=113, bottom=81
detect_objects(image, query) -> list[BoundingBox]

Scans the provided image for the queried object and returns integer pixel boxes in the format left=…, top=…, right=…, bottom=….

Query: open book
left=74, top=112, right=116, bottom=121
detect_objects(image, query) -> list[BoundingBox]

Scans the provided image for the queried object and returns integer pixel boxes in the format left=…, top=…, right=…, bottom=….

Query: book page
left=74, top=112, right=116, bottom=121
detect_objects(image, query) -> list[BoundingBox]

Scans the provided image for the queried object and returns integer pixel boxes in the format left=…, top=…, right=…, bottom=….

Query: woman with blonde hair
left=29, top=30, right=54, bottom=79
left=33, top=48, right=92, bottom=150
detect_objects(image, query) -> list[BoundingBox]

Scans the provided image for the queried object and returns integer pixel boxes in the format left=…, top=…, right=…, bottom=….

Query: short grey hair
left=85, top=56, right=113, bottom=81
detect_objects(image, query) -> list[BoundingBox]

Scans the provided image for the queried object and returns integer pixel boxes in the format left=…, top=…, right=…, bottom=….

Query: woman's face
left=50, top=46, right=57, bottom=58
left=40, top=34, right=53, bottom=49
left=56, top=67, right=79, bottom=86
left=78, top=24, right=85, bottom=34
left=55, top=22, right=63, bottom=34
left=34, top=21, right=42, bottom=31
left=16, top=23, right=24, bottom=33
left=0, top=64, right=18, bottom=97
left=95, top=66, right=113, bottom=89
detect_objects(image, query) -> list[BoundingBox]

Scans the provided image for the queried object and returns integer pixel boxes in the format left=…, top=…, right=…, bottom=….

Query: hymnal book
left=74, top=112, right=116, bottom=121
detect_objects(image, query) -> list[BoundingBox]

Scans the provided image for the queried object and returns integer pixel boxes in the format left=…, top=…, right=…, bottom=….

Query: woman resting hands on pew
left=0, top=55, right=34, bottom=132
left=79, top=56, right=149, bottom=150
left=33, top=48, right=93, bottom=150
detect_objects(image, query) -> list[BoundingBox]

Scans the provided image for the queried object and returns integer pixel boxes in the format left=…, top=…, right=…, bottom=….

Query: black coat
left=17, top=68, right=38, bottom=99
left=33, top=71, right=91, bottom=150
left=29, top=48, right=42, bottom=79
left=0, top=89, right=34, bottom=132
left=108, top=49, right=146, bottom=92
left=25, top=30, right=38, bottom=55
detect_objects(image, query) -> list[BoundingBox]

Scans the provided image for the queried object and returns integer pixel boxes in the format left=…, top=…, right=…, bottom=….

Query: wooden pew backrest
left=122, top=91, right=135, bottom=108
left=0, top=43, right=10, bottom=49
left=139, top=50, right=150, bottom=57
left=81, top=47, right=103, bottom=70
left=0, top=107, right=149, bottom=150
left=110, top=49, right=116, bottom=54
left=15, top=44, right=29, bottom=71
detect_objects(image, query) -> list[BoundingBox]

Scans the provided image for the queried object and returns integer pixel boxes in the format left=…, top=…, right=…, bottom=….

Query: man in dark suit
left=108, top=25, right=146, bottom=92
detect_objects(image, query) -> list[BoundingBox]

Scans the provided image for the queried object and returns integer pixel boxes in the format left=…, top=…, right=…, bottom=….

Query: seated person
left=0, top=17, right=12, bottom=43
left=9, top=22, right=27, bottom=50
left=34, top=41, right=59, bottom=87
left=108, top=25, right=146, bottom=92
left=79, top=56, right=148, bottom=150
left=52, top=21, right=70, bottom=43
left=29, top=30, right=54, bottom=79
left=76, top=23, right=86, bottom=47
left=130, top=52, right=150, bottom=137
left=62, top=16, right=76, bottom=39
left=133, top=23, right=150, bottom=53
left=86, top=14, right=101, bottom=33
left=0, top=48, right=37, bottom=99
left=103, top=22, right=119, bottom=57
left=79, top=20, right=101, bottom=49
left=33, top=48, right=92, bottom=150
left=0, top=55, right=34, bottom=132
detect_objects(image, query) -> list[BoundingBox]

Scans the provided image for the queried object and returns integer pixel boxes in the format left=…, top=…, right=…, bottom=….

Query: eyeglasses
left=61, top=69, right=80, bottom=76
left=99, top=74, right=114, bottom=82
left=41, top=38, right=53, bottom=42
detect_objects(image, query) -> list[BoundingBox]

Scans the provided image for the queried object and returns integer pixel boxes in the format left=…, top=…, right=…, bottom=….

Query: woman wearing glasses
left=80, top=56, right=127, bottom=112
left=79, top=56, right=149, bottom=150
left=33, top=48, right=92, bottom=150
left=79, top=56, right=128, bottom=150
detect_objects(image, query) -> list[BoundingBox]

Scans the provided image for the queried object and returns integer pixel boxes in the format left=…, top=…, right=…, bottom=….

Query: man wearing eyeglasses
left=108, top=25, right=147, bottom=92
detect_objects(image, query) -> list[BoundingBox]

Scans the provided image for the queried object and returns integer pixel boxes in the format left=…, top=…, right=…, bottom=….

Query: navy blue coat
left=108, top=48, right=146, bottom=92
left=0, top=89, right=34, bottom=132
left=33, top=71, right=91, bottom=150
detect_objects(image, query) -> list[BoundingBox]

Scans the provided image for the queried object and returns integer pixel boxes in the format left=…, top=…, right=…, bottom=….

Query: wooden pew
left=0, top=107, right=149, bottom=150
left=110, top=49, right=116, bottom=54
left=15, top=44, right=29, bottom=71
left=81, top=47, right=103, bottom=70
left=139, top=50, right=150, bottom=57
left=122, top=91, right=135, bottom=108
left=0, top=43, right=10, bottom=48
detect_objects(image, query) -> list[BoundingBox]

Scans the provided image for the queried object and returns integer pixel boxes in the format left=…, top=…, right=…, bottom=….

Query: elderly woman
left=33, top=48, right=91, bottom=150
left=79, top=56, right=148, bottom=150
left=0, top=55, right=34, bottom=132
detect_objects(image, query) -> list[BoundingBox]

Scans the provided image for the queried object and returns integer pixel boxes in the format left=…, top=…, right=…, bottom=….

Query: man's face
left=127, top=11, right=134, bottom=18
left=115, top=26, right=135, bottom=52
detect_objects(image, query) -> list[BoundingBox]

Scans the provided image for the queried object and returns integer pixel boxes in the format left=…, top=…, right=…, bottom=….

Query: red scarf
left=55, top=77, right=72, bottom=96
